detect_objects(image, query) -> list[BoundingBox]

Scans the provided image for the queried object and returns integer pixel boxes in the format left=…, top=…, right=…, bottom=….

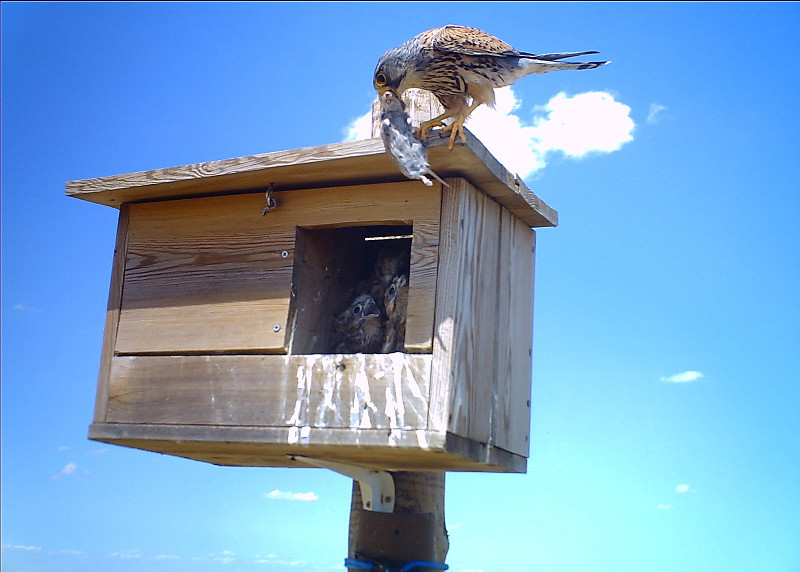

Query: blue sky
left=2, top=2, right=799, bottom=571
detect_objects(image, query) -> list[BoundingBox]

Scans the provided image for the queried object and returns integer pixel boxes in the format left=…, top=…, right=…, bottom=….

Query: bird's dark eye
left=375, top=72, right=387, bottom=87
left=352, top=304, right=362, bottom=315
left=387, top=285, right=396, bottom=296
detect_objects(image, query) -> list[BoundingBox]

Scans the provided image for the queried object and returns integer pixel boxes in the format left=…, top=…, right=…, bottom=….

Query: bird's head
left=384, top=275, right=409, bottom=318
left=349, top=294, right=381, bottom=323
left=374, top=44, right=416, bottom=95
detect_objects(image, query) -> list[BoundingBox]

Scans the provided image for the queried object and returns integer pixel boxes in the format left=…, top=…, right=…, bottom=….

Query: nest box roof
left=66, top=128, right=557, bottom=228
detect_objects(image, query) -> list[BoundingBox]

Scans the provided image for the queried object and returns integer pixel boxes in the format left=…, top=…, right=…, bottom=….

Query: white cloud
left=264, top=489, right=319, bottom=502
left=110, top=549, right=142, bottom=560
left=342, top=87, right=634, bottom=180
left=210, top=550, right=236, bottom=564
left=656, top=504, right=673, bottom=510
left=647, top=103, right=667, bottom=124
left=466, top=87, right=547, bottom=178
left=254, top=553, right=308, bottom=567
left=676, top=484, right=695, bottom=494
left=13, top=303, right=42, bottom=313
left=527, top=90, right=634, bottom=156
left=52, top=462, right=78, bottom=479
left=661, top=371, right=705, bottom=383
left=343, top=110, right=373, bottom=142
left=3, top=544, right=43, bottom=552
left=85, top=447, right=108, bottom=456
left=155, top=554, right=181, bottom=560
left=51, top=550, right=85, bottom=556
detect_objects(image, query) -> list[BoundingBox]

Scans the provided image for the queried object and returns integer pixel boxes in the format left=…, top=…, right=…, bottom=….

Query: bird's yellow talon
left=417, top=118, right=445, bottom=141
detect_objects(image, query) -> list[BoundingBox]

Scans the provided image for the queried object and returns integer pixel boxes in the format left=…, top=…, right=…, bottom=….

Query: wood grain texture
left=493, top=211, right=535, bottom=457
left=106, top=354, right=431, bottom=431
left=93, top=204, right=130, bottom=423
left=428, top=179, right=535, bottom=458
left=66, top=131, right=557, bottom=228
left=87, top=423, right=526, bottom=472
left=114, top=183, right=441, bottom=354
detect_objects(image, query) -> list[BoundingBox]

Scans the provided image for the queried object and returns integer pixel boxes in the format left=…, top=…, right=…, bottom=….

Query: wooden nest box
left=67, top=129, right=557, bottom=473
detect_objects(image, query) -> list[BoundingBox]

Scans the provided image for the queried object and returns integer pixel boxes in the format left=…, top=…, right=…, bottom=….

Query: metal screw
left=281, top=250, right=289, bottom=258
left=273, top=324, right=281, bottom=332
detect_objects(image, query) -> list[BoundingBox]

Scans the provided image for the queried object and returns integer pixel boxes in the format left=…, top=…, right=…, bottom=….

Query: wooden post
left=348, top=472, right=448, bottom=568
left=346, top=89, right=449, bottom=571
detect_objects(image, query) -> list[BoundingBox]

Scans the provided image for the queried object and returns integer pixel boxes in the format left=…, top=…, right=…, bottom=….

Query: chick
left=382, top=274, right=409, bottom=353
left=331, top=293, right=385, bottom=354
left=357, top=244, right=410, bottom=319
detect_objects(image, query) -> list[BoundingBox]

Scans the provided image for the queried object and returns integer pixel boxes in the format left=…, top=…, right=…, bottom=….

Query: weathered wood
left=106, top=354, right=431, bottom=430
left=113, top=183, right=441, bottom=354
left=87, top=423, right=525, bottom=472
left=66, top=131, right=557, bottom=228
left=93, top=204, right=130, bottom=423
left=73, top=85, right=546, bottom=479
left=496, top=214, right=535, bottom=457
left=349, top=471, right=448, bottom=568
left=429, top=178, right=536, bottom=457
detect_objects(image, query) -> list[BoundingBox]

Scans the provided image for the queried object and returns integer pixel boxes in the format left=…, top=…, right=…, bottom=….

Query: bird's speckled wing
left=429, top=25, right=521, bottom=57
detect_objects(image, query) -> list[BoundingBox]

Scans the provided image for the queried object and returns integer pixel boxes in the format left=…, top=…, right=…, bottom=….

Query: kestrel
left=374, top=25, right=609, bottom=149
left=382, top=274, right=409, bottom=353
left=378, top=90, right=448, bottom=187
left=356, top=244, right=410, bottom=318
left=331, top=294, right=385, bottom=354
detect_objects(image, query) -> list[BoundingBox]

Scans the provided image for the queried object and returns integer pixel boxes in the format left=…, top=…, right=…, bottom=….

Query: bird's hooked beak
left=363, top=300, right=380, bottom=319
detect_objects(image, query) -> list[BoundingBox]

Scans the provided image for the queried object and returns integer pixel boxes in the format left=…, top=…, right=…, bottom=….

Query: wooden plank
left=106, top=354, right=431, bottom=431
left=114, top=182, right=441, bottom=354
left=405, top=221, right=439, bottom=352
left=494, top=213, right=535, bottom=457
left=429, top=180, right=534, bottom=459
left=93, top=204, right=130, bottom=422
left=87, top=423, right=526, bottom=472
left=66, top=130, right=557, bottom=228
left=116, top=193, right=294, bottom=353
left=427, top=180, right=462, bottom=435
left=445, top=182, right=502, bottom=446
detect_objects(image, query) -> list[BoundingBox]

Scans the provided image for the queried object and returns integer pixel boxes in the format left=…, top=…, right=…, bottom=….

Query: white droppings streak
left=287, top=357, right=315, bottom=443
left=353, top=355, right=377, bottom=428
left=287, top=426, right=299, bottom=445
left=315, top=355, right=341, bottom=427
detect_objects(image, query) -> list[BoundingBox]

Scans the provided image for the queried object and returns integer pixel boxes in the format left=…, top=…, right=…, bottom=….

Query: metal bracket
left=295, top=456, right=395, bottom=513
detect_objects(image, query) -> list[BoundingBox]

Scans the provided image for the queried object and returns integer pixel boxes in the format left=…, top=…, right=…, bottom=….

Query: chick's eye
left=388, top=285, right=396, bottom=296
left=352, top=304, right=362, bottom=315
left=375, top=72, right=387, bottom=86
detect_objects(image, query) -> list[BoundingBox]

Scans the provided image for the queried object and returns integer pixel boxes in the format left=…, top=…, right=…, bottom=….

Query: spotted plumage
left=374, top=25, right=609, bottom=149
left=331, top=294, right=384, bottom=354
left=382, top=274, right=409, bottom=353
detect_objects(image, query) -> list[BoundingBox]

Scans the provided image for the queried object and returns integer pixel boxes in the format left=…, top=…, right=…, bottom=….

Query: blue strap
left=343, top=557, right=449, bottom=571
left=401, top=561, right=449, bottom=571
left=344, top=557, right=375, bottom=570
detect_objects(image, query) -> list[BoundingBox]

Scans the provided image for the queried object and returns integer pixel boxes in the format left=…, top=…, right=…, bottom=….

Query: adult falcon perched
left=373, top=25, right=609, bottom=149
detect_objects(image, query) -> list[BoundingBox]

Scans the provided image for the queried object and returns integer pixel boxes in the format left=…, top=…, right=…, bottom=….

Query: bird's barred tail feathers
left=519, top=56, right=609, bottom=75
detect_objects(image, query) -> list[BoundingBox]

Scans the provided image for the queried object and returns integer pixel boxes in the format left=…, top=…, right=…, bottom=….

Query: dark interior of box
left=288, top=224, right=412, bottom=354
